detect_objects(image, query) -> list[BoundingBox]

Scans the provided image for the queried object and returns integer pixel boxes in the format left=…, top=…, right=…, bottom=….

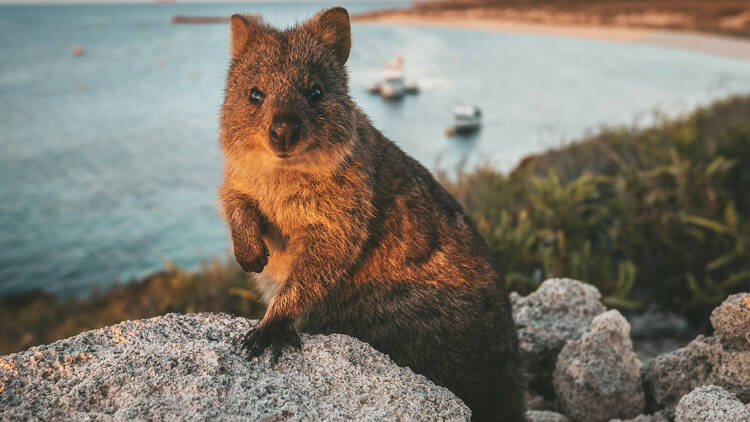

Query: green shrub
left=443, top=94, right=750, bottom=325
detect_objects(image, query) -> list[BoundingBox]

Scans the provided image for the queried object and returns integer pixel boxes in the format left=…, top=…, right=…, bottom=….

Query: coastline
left=353, top=13, right=750, bottom=62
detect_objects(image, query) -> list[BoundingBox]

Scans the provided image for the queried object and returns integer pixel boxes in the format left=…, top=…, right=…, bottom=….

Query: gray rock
left=553, top=310, right=645, bottom=422
left=643, top=333, right=750, bottom=417
left=608, top=410, right=669, bottom=422
left=710, top=293, right=750, bottom=349
left=708, top=338, right=750, bottom=403
left=525, top=390, right=554, bottom=411
left=642, top=335, right=716, bottom=416
left=674, top=385, right=750, bottom=422
left=511, top=278, right=606, bottom=397
left=526, top=409, right=570, bottom=422
left=0, top=313, right=470, bottom=421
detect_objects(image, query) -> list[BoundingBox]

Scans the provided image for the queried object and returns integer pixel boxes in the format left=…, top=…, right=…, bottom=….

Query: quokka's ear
left=229, top=14, right=265, bottom=59
left=308, top=7, right=351, bottom=65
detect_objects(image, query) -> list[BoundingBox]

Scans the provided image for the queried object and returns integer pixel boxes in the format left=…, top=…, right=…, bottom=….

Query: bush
left=442, top=94, right=750, bottom=326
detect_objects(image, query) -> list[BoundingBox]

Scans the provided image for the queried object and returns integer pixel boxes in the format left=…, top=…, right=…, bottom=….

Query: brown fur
left=219, top=8, right=524, bottom=421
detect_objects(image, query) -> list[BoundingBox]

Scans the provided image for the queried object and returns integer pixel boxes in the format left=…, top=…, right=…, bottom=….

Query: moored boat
left=366, top=56, right=419, bottom=100
left=447, top=106, right=482, bottom=136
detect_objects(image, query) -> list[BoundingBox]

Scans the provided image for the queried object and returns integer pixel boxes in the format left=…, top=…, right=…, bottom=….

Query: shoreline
left=353, top=13, right=750, bottom=62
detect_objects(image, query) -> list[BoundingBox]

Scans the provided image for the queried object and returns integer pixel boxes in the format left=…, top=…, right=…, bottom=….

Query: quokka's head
left=220, top=7, right=356, bottom=171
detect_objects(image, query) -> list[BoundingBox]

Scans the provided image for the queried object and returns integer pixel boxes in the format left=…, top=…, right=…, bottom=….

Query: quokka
left=218, top=8, right=524, bottom=421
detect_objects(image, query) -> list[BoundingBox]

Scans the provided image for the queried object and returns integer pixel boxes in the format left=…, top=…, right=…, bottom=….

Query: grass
left=2, top=94, right=749, bottom=355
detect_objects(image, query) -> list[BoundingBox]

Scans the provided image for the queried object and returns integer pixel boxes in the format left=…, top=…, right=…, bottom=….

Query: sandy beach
left=354, top=13, right=750, bottom=62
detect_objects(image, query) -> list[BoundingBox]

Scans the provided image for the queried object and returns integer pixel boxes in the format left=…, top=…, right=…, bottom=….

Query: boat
left=366, top=56, right=419, bottom=100
left=447, top=106, right=482, bottom=136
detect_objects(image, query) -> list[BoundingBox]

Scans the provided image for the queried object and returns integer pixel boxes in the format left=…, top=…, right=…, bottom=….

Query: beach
left=354, top=11, right=750, bottom=62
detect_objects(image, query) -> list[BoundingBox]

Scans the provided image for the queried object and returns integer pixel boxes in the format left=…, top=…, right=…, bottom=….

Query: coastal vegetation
left=442, top=94, right=750, bottom=326
left=2, top=94, right=749, bottom=354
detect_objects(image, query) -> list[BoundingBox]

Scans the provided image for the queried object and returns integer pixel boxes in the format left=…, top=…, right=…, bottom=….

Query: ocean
left=2, top=2, right=750, bottom=296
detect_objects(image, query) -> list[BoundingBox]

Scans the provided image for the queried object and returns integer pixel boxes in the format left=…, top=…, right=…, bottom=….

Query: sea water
left=2, top=2, right=750, bottom=295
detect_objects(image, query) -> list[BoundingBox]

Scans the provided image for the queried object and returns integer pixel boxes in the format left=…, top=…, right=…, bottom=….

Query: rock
left=525, top=390, right=554, bottom=411
left=643, top=333, right=750, bottom=417
left=0, top=313, right=470, bottom=421
left=511, top=278, right=606, bottom=397
left=642, top=335, right=716, bottom=416
left=710, top=293, right=750, bottom=349
left=553, top=310, right=645, bottom=422
left=708, top=338, right=750, bottom=403
left=526, top=409, right=570, bottom=422
left=608, top=410, right=669, bottom=422
left=674, top=385, right=750, bottom=422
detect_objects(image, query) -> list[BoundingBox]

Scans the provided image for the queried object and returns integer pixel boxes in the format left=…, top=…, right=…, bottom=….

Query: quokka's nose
left=268, top=114, right=301, bottom=154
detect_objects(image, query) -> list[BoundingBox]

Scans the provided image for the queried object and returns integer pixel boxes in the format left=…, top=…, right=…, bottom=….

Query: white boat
left=367, top=56, right=419, bottom=100
left=379, top=77, right=406, bottom=100
left=448, top=106, right=482, bottom=135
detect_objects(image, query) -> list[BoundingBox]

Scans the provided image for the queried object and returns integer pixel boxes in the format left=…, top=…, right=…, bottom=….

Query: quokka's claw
left=239, top=319, right=301, bottom=364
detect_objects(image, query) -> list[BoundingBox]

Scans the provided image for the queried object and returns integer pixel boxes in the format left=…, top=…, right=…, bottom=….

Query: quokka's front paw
left=235, top=242, right=269, bottom=273
left=241, top=318, right=301, bottom=363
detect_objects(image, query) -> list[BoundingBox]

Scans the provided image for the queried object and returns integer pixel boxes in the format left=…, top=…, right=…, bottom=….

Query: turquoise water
left=2, top=3, right=750, bottom=296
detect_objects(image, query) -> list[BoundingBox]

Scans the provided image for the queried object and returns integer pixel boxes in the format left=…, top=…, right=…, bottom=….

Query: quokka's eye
left=308, top=86, right=322, bottom=101
left=249, top=88, right=264, bottom=104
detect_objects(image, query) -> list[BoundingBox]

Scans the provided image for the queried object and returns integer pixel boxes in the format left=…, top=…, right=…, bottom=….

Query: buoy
left=72, top=46, right=84, bottom=57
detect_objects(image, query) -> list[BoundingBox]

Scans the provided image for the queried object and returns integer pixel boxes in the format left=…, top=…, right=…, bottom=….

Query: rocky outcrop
left=641, top=335, right=716, bottom=416
left=643, top=334, right=750, bottom=416
left=710, top=293, right=750, bottom=349
left=0, top=313, right=470, bottom=421
left=511, top=278, right=606, bottom=398
left=553, top=310, right=645, bottom=422
left=674, top=385, right=750, bottom=422
left=2, top=281, right=748, bottom=421
left=514, top=280, right=749, bottom=422
left=643, top=294, right=750, bottom=417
